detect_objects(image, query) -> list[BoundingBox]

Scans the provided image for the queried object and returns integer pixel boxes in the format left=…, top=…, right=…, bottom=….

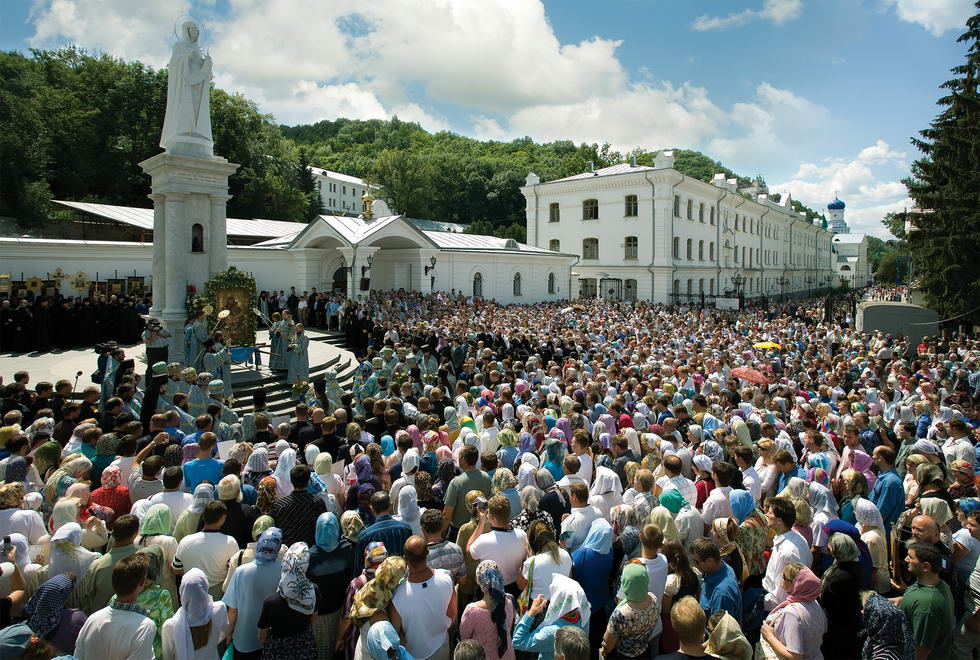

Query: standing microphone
left=71, top=371, right=83, bottom=401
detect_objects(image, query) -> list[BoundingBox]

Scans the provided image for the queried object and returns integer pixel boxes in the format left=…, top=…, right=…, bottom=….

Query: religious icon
left=108, top=279, right=126, bottom=295
left=215, top=287, right=251, bottom=346
left=0, top=274, right=10, bottom=294
left=71, top=272, right=91, bottom=293
left=25, top=277, right=43, bottom=293
left=127, top=276, right=145, bottom=296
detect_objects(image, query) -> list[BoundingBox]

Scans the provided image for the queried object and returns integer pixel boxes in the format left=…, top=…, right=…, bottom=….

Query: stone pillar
left=139, top=152, right=239, bottom=366
left=337, top=247, right=355, bottom=299
left=293, top=249, right=321, bottom=291
left=149, top=194, right=166, bottom=316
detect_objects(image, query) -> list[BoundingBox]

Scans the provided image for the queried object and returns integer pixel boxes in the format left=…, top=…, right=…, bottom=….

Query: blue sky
left=1, top=0, right=974, bottom=237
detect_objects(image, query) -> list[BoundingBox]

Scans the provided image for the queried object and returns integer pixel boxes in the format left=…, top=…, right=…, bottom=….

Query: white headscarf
left=542, top=573, right=591, bottom=627
left=589, top=466, right=623, bottom=497
left=273, top=448, right=297, bottom=497
left=48, top=522, right=97, bottom=578
left=279, top=542, right=316, bottom=615
left=304, top=444, right=320, bottom=466
left=853, top=497, right=884, bottom=531
left=172, top=568, right=222, bottom=660
left=517, top=454, right=540, bottom=489
left=394, top=485, right=422, bottom=535
left=807, top=482, right=838, bottom=519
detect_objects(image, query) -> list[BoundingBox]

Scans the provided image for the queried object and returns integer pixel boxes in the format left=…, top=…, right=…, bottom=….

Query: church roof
left=551, top=162, right=655, bottom=182
left=828, top=197, right=846, bottom=210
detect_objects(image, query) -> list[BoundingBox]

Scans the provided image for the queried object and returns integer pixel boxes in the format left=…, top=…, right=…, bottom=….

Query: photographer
left=142, top=318, right=171, bottom=375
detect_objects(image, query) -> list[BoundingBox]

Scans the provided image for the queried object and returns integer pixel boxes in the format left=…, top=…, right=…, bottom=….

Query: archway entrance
left=332, top=267, right=348, bottom=293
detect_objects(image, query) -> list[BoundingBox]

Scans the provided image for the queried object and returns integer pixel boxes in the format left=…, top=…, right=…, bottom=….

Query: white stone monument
left=140, top=18, right=239, bottom=364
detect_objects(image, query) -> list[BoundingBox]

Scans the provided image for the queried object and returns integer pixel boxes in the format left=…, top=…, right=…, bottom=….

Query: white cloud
left=772, top=140, right=911, bottom=237
left=693, top=0, right=803, bottom=31
left=887, top=0, right=974, bottom=36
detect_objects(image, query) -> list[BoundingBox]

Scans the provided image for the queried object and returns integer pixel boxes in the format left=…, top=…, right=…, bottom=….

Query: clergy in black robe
left=33, top=300, right=53, bottom=352
left=0, top=300, right=13, bottom=352
left=54, top=301, right=74, bottom=350
left=120, top=300, right=141, bottom=344
left=77, top=299, right=97, bottom=347
left=13, top=301, right=34, bottom=353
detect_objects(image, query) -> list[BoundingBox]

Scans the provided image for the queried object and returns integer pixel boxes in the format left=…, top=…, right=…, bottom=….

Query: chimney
left=629, top=154, right=637, bottom=168
left=525, top=172, right=540, bottom=186
left=587, top=161, right=595, bottom=174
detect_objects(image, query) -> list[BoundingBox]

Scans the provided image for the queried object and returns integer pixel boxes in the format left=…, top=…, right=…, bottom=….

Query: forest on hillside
left=1, top=48, right=825, bottom=242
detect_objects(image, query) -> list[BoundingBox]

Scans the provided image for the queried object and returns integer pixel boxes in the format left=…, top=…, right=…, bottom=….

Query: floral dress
left=607, top=595, right=661, bottom=657
left=135, top=585, right=175, bottom=658
left=737, top=510, right=769, bottom=577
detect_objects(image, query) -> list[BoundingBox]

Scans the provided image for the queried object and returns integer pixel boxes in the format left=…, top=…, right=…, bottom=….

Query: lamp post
left=731, top=272, right=745, bottom=309
left=338, top=254, right=354, bottom=295
left=805, top=275, right=814, bottom=297
left=360, top=254, right=374, bottom=278
left=424, top=255, right=437, bottom=292
left=776, top=276, right=787, bottom=302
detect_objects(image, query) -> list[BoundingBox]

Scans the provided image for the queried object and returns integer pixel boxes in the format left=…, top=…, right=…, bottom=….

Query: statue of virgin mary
left=160, top=20, right=214, bottom=157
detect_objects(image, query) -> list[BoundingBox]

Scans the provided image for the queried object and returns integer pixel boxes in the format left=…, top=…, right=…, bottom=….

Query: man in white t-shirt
left=148, top=467, right=193, bottom=531
left=559, top=482, right=602, bottom=551
left=392, top=536, right=457, bottom=660
left=655, top=455, right=697, bottom=508
left=479, top=411, right=500, bottom=454
left=556, top=455, right=587, bottom=497
left=172, top=500, right=239, bottom=598
left=468, top=495, right=529, bottom=590
left=571, top=432, right=594, bottom=484
left=762, top=497, right=812, bottom=610
left=632, top=523, right=669, bottom=644
left=700, top=462, right=735, bottom=527
left=733, top=445, right=762, bottom=503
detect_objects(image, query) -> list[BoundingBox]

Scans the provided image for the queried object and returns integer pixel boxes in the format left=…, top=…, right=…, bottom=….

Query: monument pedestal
left=139, top=152, right=239, bottom=364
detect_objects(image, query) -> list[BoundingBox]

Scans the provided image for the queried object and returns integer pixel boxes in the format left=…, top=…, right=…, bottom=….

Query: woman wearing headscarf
left=221, top=515, right=282, bottom=593
left=729, top=490, right=767, bottom=579
left=601, top=562, right=660, bottom=659
left=223, top=527, right=284, bottom=658
left=949, top=459, right=978, bottom=499
left=135, top=545, right=176, bottom=659
left=511, top=485, right=555, bottom=537
left=536, top=468, right=571, bottom=535
left=588, top=465, right=624, bottom=520
left=258, top=542, right=321, bottom=659
left=712, top=518, right=747, bottom=585
left=42, top=455, right=91, bottom=507
left=837, top=468, right=869, bottom=526
left=692, top=454, right=715, bottom=509
left=136, top=503, right=178, bottom=605
left=307, top=512, right=354, bottom=659
left=819, top=534, right=863, bottom=659
left=173, top=484, right=215, bottom=543
left=491, top=467, right=521, bottom=520
left=659, top=489, right=703, bottom=550
left=255, top=476, right=279, bottom=516
left=516, top=453, right=540, bottom=490
left=89, top=433, right=118, bottom=487
left=162, top=567, right=228, bottom=659
left=760, top=563, right=827, bottom=660
left=496, top=428, right=520, bottom=470
left=311, top=453, right=345, bottom=501
left=22, top=572, right=86, bottom=656
left=571, top=518, right=614, bottom=650
left=513, top=573, right=590, bottom=658
left=89, top=465, right=131, bottom=523
left=460, top=560, right=516, bottom=660
left=860, top=591, right=915, bottom=660
left=40, top=497, right=107, bottom=554
left=273, top=448, right=297, bottom=499
left=853, top=498, right=890, bottom=593
left=31, top=440, right=62, bottom=483
left=341, top=510, right=365, bottom=544
left=163, top=444, right=184, bottom=470
left=243, top=448, right=272, bottom=488
left=807, top=481, right=839, bottom=556
left=705, top=611, right=752, bottom=660
left=45, top=523, right=99, bottom=593
left=610, top=504, right=643, bottom=591
left=648, top=505, right=681, bottom=544
left=393, top=485, right=423, bottom=536
left=350, top=556, right=408, bottom=660
left=181, top=443, right=199, bottom=466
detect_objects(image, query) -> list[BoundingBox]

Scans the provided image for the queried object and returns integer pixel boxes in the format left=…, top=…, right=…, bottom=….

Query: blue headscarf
left=579, top=518, right=614, bottom=555
left=315, top=512, right=341, bottom=552
left=729, top=489, right=756, bottom=524
left=518, top=431, right=536, bottom=455
left=366, top=620, right=412, bottom=660
left=379, top=435, right=395, bottom=457
left=255, top=527, right=283, bottom=565
left=23, top=573, right=74, bottom=638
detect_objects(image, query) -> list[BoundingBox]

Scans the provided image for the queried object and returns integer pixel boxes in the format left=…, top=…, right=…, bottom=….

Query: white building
left=521, top=151, right=838, bottom=304
left=1, top=200, right=575, bottom=304
left=827, top=197, right=849, bottom=234
left=822, top=196, right=872, bottom=289
left=310, top=167, right=392, bottom=217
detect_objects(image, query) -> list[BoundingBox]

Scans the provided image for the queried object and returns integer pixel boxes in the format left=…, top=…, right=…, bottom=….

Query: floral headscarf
left=256, top=476, right=278, bottom=514
left=350, top=556, right=407, bottom=626
left=862, top=592, right=915, bottom=660
left=163, top=444, right=183, bottom=468
left=806, top=467, right=829, bottom=488
left=255, top=526, right=283, bottom=565
left=245, top=448, right=271, bottom=473
left=23, top=573, right=75, bottom=638
left=0, top=483, right=24, bottom=509
left=541, top=574, right=591, bottom=627
left=279, top=542, right=316, bottom=614
left=341, top=510, right=365, bottom=542
left=100, top=465, right=122, bottom=489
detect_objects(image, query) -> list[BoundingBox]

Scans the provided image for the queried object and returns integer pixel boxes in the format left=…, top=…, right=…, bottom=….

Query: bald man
left=391, top=535, right=457, bottom=660
left=895, top=514, right=957, bottom=593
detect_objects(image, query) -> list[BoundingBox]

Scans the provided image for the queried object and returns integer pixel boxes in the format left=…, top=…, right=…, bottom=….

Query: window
left=699, top=279, right=704, bottom=294
left=580, top=278, right=597, bottom=297
left=513, top=272, right=522, bottom=296
left=687, top=279, right=693, bottom=297
left=686, top=239, right=693, bottom=260
left=709, top=242, right=715, bottom=261
left=191, top=223, right=204, bottom=253
left=672, top=237, right=680, bottom=259
left=548, top=272, right=556, bottom=294
left=473, top=272, right=483, bottom=298
left=624, top=195, right=638, bottom=217
left=549, top=202, right=560, bottom=223
left=710, top=207, right=715, bottom=225
left=710, top=279, right=715, bottom=295
left=734, top=245, right=739, bottom=263
left=735, top=215, right=740, bottom=231
left=583, top=238, right=599, bottom=259
left=696, top=240, right=703, bottom=260
left=548, top=239, right=561, bottom=252
left=749, top=218, right=754, bottom=234
left=742, top=246, right=746, bottom=265
left=699, top=203, right=705, bottom=222
left=582, top=199, right=599, bottom=220
left=673, top=195, right=680, bottom=217
left=686, top=199, right=693, bottom=219
left=624, top=236, right=638, bottom=259
left=624, top=279, right=637, bottom=300
left=343, top=185, right=347, bottom=194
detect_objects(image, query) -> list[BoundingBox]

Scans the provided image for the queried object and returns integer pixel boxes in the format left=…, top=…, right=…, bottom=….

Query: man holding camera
left=142, top=318, right=171, bottom=378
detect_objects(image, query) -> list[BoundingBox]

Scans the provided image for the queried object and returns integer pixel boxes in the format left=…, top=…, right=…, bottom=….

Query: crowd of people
left=1, top=286, right=980, bottom=660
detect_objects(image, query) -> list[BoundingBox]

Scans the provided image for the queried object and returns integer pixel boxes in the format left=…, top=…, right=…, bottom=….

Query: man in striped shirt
left=270, top=465, right=326, bottom=546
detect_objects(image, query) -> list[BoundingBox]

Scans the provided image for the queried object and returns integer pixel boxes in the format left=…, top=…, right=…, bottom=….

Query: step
left=229, top=357, right=357, bottom=417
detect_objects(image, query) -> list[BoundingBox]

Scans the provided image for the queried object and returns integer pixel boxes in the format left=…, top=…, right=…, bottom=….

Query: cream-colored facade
left=521, top=151, right=838, bottom=303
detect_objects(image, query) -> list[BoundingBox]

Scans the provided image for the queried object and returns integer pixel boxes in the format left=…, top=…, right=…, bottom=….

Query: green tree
left=296, top=147, right=324, bottom=221
left=903, top=3, right=980, bottom=320
left=368, top=149, right=437, bottom=217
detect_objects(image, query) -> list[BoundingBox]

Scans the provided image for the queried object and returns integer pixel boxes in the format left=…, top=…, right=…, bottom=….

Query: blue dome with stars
left=828, top=197, right=845, bottom=210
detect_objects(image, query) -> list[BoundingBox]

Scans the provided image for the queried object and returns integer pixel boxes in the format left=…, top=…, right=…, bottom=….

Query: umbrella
left=753, top=341, right=782, bottom=350
left=560, top=307, right=574, bottom=314
left=729, top=366, right=770, bottom=385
